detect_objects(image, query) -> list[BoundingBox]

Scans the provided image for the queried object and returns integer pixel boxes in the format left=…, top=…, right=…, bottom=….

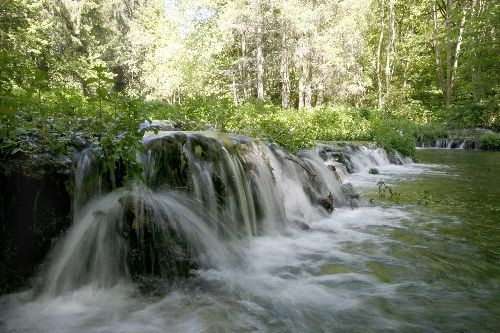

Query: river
left=0, top=148, right=498, bottom=332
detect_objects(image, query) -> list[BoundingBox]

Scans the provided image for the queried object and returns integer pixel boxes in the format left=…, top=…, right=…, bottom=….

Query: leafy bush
left=448, top=102, right=500, bottom=131
left=480, top=133, right=500, bottom=150
left=370, top=115, right=417, bottom=158
left=0, top=66, right=150, bottom=182
left=414, top=122, right=448, bottom=144
left=383, top=88, right=437, bottom=125
left=146, top=99, right=376, bottom=152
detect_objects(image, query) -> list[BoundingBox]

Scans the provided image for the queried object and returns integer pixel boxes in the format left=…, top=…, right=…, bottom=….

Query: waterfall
left=38, top=132, right=411, bottom=295
left=416, top=138, right=482, bottom=150
left=317, top=143, right=411, bottom=176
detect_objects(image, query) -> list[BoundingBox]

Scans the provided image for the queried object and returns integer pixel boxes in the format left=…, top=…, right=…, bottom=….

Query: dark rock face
left=145, top=134, right=190, bottom=190
left=119, top=194, right=197, bottom=281
left=318, top=146, right=347, bottom=165
left=0, top=156, right=73, bottom=295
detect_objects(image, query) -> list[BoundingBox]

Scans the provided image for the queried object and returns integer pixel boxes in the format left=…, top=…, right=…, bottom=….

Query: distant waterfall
left=416, top=138, right=482, bottom=150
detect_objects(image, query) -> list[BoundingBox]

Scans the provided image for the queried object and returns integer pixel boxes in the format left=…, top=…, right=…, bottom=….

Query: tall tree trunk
left=385, top=0, right=395, bottom=93
left=298, top=72, right=305, bottom=109
left=451, top=3, right=468, bottom=97
left=316, top=81, right=324, bottom=107
left=376, top=0, right=385, bottom=109
left=231, top=70, right=239, bottom=105
left=445, top=0, right=453, bottom=107
left=304, top=59, right=313, bottom=108
left=470, top=0, right=479, bottom=102
left=280, top=21, right=290, bottom=109
left=298, top=35, right=306, bottom=109
left=256, top=13, right=264, bottom=103
left=241, top=31, right=250, bottom=101
left=433, top=0, right=445, bottom=98
left=402, top=57, right=409, bottom=89
left=445, top=0, right=468, bottom=107
left=75, top=0, right=83, bottom=35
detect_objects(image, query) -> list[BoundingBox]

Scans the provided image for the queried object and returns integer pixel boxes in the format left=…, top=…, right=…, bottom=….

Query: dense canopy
left=0, top=0, right=499, bottom=173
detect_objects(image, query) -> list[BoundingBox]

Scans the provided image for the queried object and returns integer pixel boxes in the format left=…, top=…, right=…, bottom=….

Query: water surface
left=1, top=149, right=499, bottom=332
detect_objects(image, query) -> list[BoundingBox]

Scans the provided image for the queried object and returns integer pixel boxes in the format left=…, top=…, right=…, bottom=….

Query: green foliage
left=144, top=97, right=420, bottom=156
left=377, top=180, right=401, bottom=204
left=371, top=115, right=416, bottom=158
left=0, top=62, right=149, bottom=182
left=448, top=102, right=500, bottom=131
left=414, top=122, right=448, bottom=144
left=147, top=98, right=379, bottom=152
left=2, top=0, right=497, bottom=189
left=382, top=88, right=438, bottom=125
left=480, top=133, right=500, bottom=151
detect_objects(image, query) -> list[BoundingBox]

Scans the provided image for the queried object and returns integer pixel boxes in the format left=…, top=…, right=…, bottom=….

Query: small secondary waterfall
left=38, top=132, right=411, bottom=295
left=416, top=138, right=482, bottom=150
left=317, top=143, right=411, bottom=176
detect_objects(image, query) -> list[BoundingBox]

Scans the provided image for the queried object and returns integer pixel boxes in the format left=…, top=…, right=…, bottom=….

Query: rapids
left=1, top=132, right=497, bottom=332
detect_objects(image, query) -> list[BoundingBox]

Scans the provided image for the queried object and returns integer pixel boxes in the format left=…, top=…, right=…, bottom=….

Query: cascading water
left=416, top=138, right=482, bottom=150
left=317, top=143, right=411, bottom=176
left=10, top=132, right=471, bottom=333
left=38, top=132, right=381, bottom=295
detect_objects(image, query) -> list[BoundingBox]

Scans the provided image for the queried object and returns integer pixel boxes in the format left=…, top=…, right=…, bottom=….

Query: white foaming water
left=1, top=134, right=447, bottom=333
left=0, top=206, right=419, bottom=333
left=416, top=138, right=483, bottom=150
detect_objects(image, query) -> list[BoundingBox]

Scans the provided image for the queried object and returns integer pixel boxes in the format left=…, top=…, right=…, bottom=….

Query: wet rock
left=318, top=192, right=335, bottom=213
left=0, top=155, right=72, bottom=295
left=368, top=167, right=379, bottom=175
left=204, top=123, right=219, bottom=132
left=140, top=120, right=178, bottom=131
left=342, top=183, right=360, bottom=200
left=120, top=194, right=196, bottom=281
left=144, top=133, right=191, bottom=190
left=72, top=134, right=89, bottom=149
left=318, top=146, right=347, bottom=165
left=292, top=220, right=311, bottom=231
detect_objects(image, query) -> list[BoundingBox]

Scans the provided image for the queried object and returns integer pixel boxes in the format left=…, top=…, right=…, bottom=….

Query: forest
left=1, top=0, right=498, bottom=179
left=1, top=2, right=500, bottom=331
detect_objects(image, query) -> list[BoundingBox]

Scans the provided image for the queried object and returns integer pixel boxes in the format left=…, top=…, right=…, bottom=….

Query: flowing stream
left=0, top=133, right=498, bottom=332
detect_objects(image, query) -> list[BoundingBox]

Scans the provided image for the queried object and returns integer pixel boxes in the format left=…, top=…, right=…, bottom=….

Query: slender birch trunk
left=376, top=0, right=385, bottom=109
left=256, top=18, right=265, bottom=102
left=280, top=21, right=290, bottom=109
left=298, top=35, right=306, bottom=109
left=445, top=0, right=453, bottom=107
left=385, top=0, right=395, bottom=92
left=304, top=58, right=313, bottom=109
left=433, top=0, right=445, bottom=98
left=241, top=31, right=250, bottom=101
left=451, top=3, right=468, bottom=96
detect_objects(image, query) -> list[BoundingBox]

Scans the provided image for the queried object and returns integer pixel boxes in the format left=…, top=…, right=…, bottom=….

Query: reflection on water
left=1, top=149, right=499, bottom=332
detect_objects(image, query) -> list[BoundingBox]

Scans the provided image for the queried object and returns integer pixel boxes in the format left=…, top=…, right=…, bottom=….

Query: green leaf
left=85, top=78, right=98, bottom=85
left=101, top=76, right=115, bottom=84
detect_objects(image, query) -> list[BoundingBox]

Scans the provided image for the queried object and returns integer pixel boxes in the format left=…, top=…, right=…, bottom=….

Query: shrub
left=480, top=133, right=500, bottom=150
left=370, top=115, right=417, bottom=158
